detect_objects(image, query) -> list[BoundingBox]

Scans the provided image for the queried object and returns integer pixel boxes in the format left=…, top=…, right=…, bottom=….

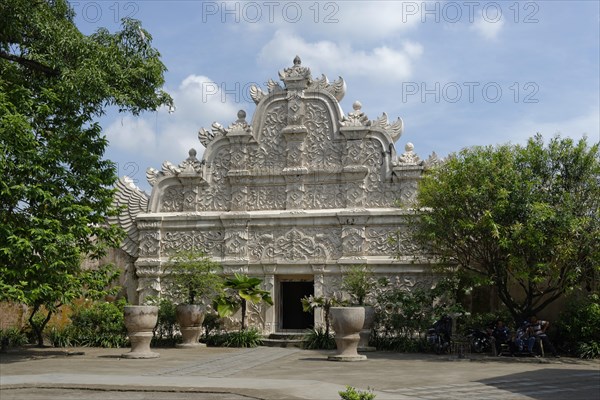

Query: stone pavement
left=1, top=346, right=599, bottom=400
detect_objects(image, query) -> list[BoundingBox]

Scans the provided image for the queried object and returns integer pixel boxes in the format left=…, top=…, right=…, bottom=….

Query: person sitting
left=528, top=315, right=560, bottom=357
left=491, top=319, right=511, bottom=356
left=514, top=322, right=536, bottom=355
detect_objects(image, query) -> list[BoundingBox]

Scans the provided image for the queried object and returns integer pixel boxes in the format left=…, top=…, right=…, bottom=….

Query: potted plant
left=341, top=265, right=377, bottom=352
left=162, top=250, right=223, bottom=348
left=122, top=304, right=160, bottom=359
left=301, top=294, right=342, bottom=349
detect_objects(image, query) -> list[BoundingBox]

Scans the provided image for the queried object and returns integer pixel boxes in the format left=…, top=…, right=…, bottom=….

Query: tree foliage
left=162, top=251, right=223, bottom=305
left=0, top=0, right=172, bottom=344
left=415, top=134, right=599, bottom=321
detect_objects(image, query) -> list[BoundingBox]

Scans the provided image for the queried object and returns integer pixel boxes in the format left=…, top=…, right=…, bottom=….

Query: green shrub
left=303, top=326, right=336, bottom=350
left=339, top=386, right=376, bottom=400
left=150, top=297, right=181, bottom=347
left=578, top=341, right=600, bottom=359
left=556, top=293, right=600, bottom=357
left=67, top=300, right=128, bottom=348
left=206, top=329, right=262, bottom=348
left=0, top=327, right=28, bottom=349
left=370, top=334, right=426, bottom=353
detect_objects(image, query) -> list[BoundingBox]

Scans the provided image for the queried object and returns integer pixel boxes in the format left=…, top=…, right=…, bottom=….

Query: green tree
left=215, top=274, right=273, bottom=330
left=415, top=135, right=599, bottom=322
left=162, top=250, right=223, bottom=305
left=0, top=0, right=172, bottom=345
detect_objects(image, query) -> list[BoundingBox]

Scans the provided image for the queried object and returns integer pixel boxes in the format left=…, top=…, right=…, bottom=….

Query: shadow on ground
left=477, top=368, right=600, bottom=400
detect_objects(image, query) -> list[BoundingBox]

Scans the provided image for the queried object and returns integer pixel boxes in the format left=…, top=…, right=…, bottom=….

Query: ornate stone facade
left=111, top=58, right=437, bottom=333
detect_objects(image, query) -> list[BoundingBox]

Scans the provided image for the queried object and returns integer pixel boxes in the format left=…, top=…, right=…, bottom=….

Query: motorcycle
left=466, top=327, right=492, bottom=353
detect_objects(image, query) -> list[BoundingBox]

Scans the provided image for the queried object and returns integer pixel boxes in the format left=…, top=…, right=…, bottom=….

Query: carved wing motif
left=146, top=167, right=159, bottom=187
left=371, top=112, right=389, bottom=129
left=328, top=76, right=346, bottom=101
left=198, top=127, right=214, bottom=147
left=388, top=117, right=404, bottom=142
left=249, top=85, right=266, bottom=104
left=109, top=177, right=150, bottom=258
left=267, top=79, right=283, bottom=93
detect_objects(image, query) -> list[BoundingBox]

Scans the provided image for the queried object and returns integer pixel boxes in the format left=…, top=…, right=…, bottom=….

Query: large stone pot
left=121, top=305, right=159, bottom=359
left=358, top=305, right=376, bottom=352
left=328, top=306, right=367, bottom=361
left=175, top=304, right=206, bottom=348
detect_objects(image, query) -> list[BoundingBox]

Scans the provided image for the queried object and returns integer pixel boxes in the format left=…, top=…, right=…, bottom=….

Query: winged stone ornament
left=267, top=78, right=283, bottom=93
left=198, top=127, right=214, bottom=147
left=108, top=176, right=150, bottom=258
left=371, top=112, right=404, bottom=142
left=249, top=84, right=266, bottom=105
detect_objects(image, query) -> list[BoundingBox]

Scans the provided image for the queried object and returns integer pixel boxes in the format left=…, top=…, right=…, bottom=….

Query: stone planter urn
left=358, top=305, right=376, bottom=352
left=328, top=306, right=367, bottom=361
left=121, top=305, right=159, bottom=359
left=175, top=304, right=206, bottom=348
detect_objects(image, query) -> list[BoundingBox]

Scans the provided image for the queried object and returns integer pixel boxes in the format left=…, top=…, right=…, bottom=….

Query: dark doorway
left=281, top=281, right=314, bottom=330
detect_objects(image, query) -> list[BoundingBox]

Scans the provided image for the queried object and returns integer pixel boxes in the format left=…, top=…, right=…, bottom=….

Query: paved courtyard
left=1, top=346, right=598, bottom=400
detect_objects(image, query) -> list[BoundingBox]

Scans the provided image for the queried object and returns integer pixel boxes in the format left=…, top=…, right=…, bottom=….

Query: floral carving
left=161, top=187, right=184, bottom=212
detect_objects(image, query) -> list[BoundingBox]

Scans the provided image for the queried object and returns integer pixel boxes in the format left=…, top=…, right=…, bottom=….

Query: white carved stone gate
left=111, top=57, right=440, bottom=333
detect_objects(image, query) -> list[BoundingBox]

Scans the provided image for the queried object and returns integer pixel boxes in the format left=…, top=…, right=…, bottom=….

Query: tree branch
left=0, top=50, right=60, bottom=76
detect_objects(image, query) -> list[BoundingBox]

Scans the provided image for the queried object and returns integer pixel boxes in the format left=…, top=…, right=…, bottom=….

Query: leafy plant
left=303, top=326, right=336, bottom=350
left=301, top=295, right=343, bottom=340
left=341, top=265, right=376, bottom=306
left=555, top=292, right=600, bottom=357
left=339, top=386, right=376, bottom=400
left=68, top=299, right=128, bottom=348
left=215, top=274, right=273, bottom=330
left=162, top=251, right=223, bottom=305
left=202, top=311, right=223, bottom=340
left=148, top=297, right=181, bottom=346
left=577, top=341, right=600, bottom=359
left=205, top=328, right=262, bottom=348
left=0, top=327, right=28, bottom=350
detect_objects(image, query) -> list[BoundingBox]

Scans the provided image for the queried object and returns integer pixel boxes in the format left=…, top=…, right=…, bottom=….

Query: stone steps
left=261, top=332, right=306, bottom=348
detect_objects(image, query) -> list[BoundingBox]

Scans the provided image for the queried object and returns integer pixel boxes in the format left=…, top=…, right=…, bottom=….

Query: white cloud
left=258, top=30, right=423, bottom=83
left=471, top=16, right=504, bottom=40
left=219, top=1, right=422, bottom=40
left=105, top=74, right=239, bottom=167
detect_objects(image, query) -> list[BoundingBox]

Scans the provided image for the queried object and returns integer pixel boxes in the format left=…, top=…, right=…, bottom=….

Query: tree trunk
left=29, top=306, right=53, bottom=347
left=241, top=300, right=247, bottom=331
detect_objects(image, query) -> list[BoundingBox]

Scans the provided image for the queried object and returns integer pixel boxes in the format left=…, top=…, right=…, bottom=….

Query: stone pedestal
left=358, top=306, right=376, bottom=352
left=122, top=306, right=160, bottom=359
left=328, top=307, right=367, bottom=362
left=175, top=304, right=206, bottom=348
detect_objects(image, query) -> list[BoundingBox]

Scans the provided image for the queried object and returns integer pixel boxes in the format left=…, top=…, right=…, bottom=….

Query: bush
left=151, top=298, right=181, bottom=347
left=370, top=334, right=426, bottom=353
left=64, top=300, right=128, bottom=348
left=555, top=293, right=600, bottom=358
left=303, top=326, right=336, bottom=350
left=339, top=386, right=376, bottom=400
left=0, top=327, right=28, bottom=350
left=206, top=329, right=262, bottom=348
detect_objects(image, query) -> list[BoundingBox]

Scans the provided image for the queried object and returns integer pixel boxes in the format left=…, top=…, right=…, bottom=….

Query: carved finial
left=237, top=109, right=247, bottom=121
left=179, top=148, right=203, bottom=174
left=341, top=100, right=370, bottom=127
left=399, top=142, right=420, bottom=164
left=278, top=55, right=311, bottom=88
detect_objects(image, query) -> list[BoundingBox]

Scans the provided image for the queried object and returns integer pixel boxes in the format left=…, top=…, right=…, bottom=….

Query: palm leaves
left=214, top=273, right=273, bottom=330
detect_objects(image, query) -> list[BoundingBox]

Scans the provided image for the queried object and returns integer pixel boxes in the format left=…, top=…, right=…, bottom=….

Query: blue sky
left=72, top=1, right=599, bottom=192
